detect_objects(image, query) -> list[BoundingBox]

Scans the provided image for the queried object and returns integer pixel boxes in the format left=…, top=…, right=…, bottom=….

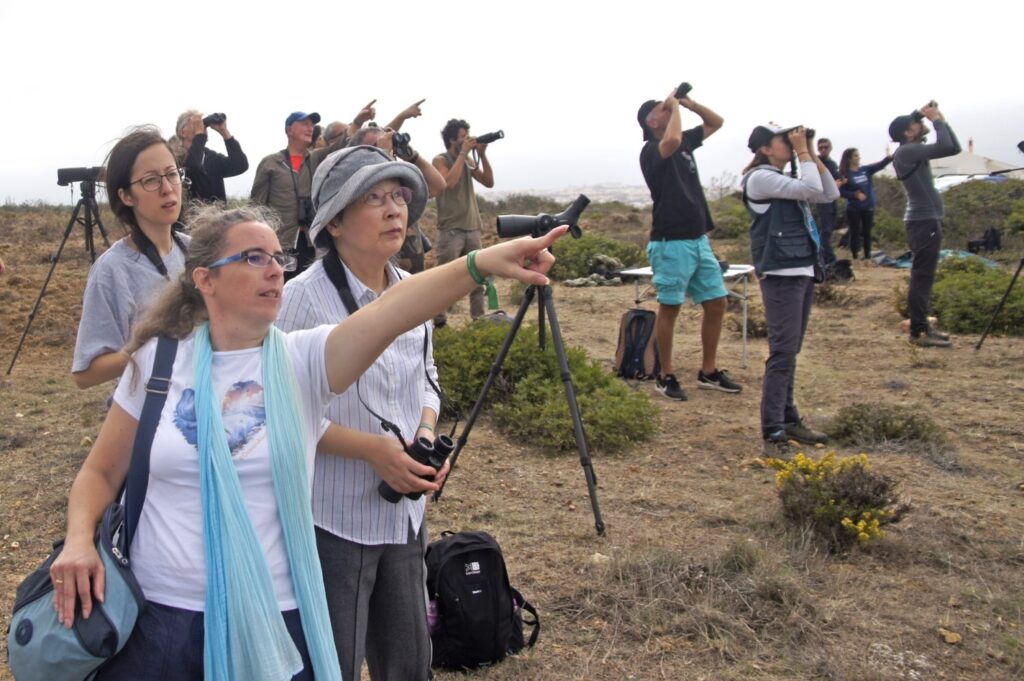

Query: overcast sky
left=2, top=0, right=1021, bottom=205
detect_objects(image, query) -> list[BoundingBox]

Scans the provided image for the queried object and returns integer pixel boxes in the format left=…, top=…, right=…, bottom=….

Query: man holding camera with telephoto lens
left=638, top=85, right=741, bottom=401
left=251, top=102, right=376, bottom=278
left=173, top=110, right=249, bottom=203
left=888, top=100, right=961, bottom=347
left=431, top=118, right=495, bottom=326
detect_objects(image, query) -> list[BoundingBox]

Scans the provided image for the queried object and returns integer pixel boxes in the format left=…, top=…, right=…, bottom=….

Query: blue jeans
left=94, top=602, right=314, bottom=681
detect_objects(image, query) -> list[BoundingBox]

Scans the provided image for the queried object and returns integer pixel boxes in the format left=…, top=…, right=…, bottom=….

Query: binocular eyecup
left=378, top=434, right=454, bottom=503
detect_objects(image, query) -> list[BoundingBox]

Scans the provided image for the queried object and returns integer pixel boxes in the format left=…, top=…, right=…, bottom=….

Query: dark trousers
left=759, top=275, right=815, bottom=437
left=814, top=204, right=837, bottom=265
left=316, top=523, right=431, bottom=681
left=95, top=602, right=313, bottom=681
left=847, top=209, right=875, bottom=259
left=906, top=219, right=943, bottom=336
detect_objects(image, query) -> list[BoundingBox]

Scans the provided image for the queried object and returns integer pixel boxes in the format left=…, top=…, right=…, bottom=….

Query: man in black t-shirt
left=638, top=88, right=740, bottom=401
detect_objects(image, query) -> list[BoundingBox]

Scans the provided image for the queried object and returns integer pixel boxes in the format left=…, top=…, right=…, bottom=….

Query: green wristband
left=467, top=250, right=500, bottom=310
left=418, top=422, right=434, bottom=432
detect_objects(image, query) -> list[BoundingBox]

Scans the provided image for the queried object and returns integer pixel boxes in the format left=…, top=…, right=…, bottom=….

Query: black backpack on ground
left=425, top=531, right=539, bottom=670
left=824, top=259, right=855, bottom=282
left=614, top=308, right=660, bottom=380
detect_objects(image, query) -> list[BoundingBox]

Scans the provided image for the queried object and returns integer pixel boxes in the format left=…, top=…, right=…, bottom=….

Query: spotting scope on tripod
left=7, top=167, right=111, bottom=374
left=433, top=195, right=607, bottom=536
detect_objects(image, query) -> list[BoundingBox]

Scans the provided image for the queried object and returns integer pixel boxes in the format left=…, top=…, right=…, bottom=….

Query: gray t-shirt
left=72, top=237, right=189, bottom=373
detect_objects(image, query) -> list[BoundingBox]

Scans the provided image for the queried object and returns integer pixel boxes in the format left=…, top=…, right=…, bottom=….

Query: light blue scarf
left=193, top=323, right=341, bottom=681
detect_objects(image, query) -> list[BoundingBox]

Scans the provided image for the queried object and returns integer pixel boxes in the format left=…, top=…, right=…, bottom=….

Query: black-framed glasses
left=130, top=168, right=186, bottom=192
left=362, top=186, right=413, bottom=207
left=207, top=249, right=298, bottom=272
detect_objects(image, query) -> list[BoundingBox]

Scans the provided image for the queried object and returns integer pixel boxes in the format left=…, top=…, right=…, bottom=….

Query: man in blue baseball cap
left=251, top=104, right=375, bottom=277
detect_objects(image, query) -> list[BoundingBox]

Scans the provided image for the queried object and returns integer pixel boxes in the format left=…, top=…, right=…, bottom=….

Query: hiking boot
left=762, top=431, right=793, bottom=460
left=909, top=333, right=951, bottom=348
left=697, top=369, right=742, bottom=393
left=784, top=419, right=828, bottom=445
left=655, top=374, right=687, bottom=401
left=927, top=324, right=951, bottom=342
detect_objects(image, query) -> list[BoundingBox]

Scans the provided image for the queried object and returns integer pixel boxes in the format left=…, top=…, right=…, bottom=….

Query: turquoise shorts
left=646, top=235, right=728, bottom=306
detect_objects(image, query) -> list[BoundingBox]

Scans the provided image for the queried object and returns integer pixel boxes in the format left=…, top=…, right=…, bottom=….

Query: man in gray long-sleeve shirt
left=888, top=101, right=962, bottom=347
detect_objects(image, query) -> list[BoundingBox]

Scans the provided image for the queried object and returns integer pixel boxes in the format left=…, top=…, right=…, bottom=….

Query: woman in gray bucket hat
left=276, top=145, right=481, bottom=679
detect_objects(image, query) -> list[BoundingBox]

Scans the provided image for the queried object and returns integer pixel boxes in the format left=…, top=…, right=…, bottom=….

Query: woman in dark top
left=838, top=148, right=892, bottom=260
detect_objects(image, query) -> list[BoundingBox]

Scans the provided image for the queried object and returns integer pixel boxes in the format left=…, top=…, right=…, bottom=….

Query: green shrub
left=931, top=257, right=1024, bottom=334
left=766, top=453, right=910, bottom=551
left=942, top=179, right=1024, bottom=245
left=549, top=232, right=646, bottom=281
left=1004, top=199, right=1024, bottom=234
left=433, top=322, right=658, bottom=453
left=872, top=176, right=906, bottom=218
left=827, top=402, right=947, bottom=449
left=709, top=194, right=750, bottom=240
left=871, top=209, right=906, bottom=250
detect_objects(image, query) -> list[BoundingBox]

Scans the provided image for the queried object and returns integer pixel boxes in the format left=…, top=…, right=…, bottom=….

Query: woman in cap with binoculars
left=742, top=124, right=839, bottom=458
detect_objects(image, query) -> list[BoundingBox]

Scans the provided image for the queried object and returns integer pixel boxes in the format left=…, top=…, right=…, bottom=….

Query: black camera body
left=57, top=167, right=102, bottom=186
left=203, top=112, right=226, bottom=127
left=676, top=82, right=693, bottom=99
left=378, top=435, right=453, bottom=503
left=392, top=131, right=413, bottom=159
left=475, top=130, right=504, bottom=145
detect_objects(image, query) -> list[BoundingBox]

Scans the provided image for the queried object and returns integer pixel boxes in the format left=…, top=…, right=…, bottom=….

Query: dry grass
left=2, top=207, right=1024, bottom=680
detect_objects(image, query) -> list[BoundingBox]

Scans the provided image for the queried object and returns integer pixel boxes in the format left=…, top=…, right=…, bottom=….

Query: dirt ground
left=1, top=205, right=1022, bottom=680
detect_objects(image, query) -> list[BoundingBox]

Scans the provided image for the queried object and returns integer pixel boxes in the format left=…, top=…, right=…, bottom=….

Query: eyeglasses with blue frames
left=130, top=168, right=186, bottom=192
left=362, top=186, right=413, bottom=207
left=207, top=249, right=298, bottom=272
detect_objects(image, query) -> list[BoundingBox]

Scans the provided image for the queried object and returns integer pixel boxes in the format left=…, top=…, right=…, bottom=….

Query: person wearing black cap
left=742, top=123, right=838, bottom=458
left=251, top=103, right=376, bottom=278
left=637, top=87, right=740, bottom=401
left=888, top=101, right=961, bottom=347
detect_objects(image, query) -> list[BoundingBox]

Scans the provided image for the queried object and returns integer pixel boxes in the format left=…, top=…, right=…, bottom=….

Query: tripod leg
left=433, top=285, right=538, bottom=501
left=536, top=286, right=606, bottom=537
left=975, top=257, right=1024, bottom=351
left=7, top=200, right=85, bottom=374
left=90, top=198, right=112, bottom=248
left=82, top=198, right=96, bottom=263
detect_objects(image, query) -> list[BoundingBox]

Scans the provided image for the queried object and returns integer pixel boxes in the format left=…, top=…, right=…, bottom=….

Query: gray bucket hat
left=309, top=145, right=428, bottom=248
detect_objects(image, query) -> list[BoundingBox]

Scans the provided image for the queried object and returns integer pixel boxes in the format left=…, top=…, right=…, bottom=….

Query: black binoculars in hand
left=202, top=112, right=227, bottom=127
left=378, top=435, right=454, bottom=503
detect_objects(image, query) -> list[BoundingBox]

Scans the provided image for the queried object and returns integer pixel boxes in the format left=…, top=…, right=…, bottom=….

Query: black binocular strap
left=122, top=335, right=178, bottom=553
left=132, top=225, right=189, bottom=278
left=321, top=253, right=458, bottom=438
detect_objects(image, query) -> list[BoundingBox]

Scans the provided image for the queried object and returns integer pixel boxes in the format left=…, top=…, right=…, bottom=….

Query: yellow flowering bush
left=766, top=452, right=910, bottom=550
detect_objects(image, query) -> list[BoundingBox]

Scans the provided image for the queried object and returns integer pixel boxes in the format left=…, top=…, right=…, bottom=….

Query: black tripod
left=975, top=256, right=1024, bottom=351
left=433, top=195, right=606, bottom=536
left=433, top=283, right=606, bottom=535
left=7, top=179, right=110, bottom=374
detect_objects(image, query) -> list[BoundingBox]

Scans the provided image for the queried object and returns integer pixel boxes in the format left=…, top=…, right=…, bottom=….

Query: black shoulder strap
left=132, top=227, right=189, bottom=279
left=321, top=254, right=459, bottom=436
left=123, top=335, right=178, bottom=553
left=322, top=251, right=360, bottom=315
left=511, top=587, right=540, bottom=647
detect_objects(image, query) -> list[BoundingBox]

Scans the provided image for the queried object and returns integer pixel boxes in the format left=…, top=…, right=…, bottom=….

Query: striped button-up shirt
left=276, top=257, right=440, bottom=544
